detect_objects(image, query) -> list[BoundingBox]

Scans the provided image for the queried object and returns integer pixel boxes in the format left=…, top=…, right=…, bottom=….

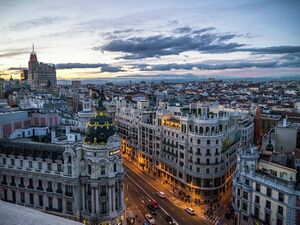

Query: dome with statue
left=84, top=90, right=116, bottom=144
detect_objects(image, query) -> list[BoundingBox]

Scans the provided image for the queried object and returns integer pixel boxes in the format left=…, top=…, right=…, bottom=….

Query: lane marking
left=126, top=172, right=180, bottom=225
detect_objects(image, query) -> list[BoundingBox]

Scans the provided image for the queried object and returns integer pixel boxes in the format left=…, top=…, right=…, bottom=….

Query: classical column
left=120, top=183, right=124, bottom=208
left=95, top=187, right=99, bottom=213
left=112, top=184, right=116, bottom=211
left=81, top=185, right=85, bottom=210
left=91, top=188, right=95, bottom=214
left=109, top=185, right=113, bottom=213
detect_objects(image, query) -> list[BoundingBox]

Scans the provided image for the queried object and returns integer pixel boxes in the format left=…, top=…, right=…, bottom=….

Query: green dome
left=84, top=91, right=116, bottom=144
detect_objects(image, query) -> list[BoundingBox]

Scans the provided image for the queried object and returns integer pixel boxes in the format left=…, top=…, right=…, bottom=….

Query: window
left=243, top=191, right=248, bottom=200
left=88, top=165, right=91, bottom=174
left=206, top=159, right=210, bottom=165
left=242, top=203, right=247, bottom=212
left=245, top=179, right=249, bottom=185
left=100, top=185, right=106, bottom=196
left=267, top=188, right=272, bottom=197
left=29, top=178, right=33, bottom=188
left=67, top=201, right=72, bottom=212
left=207, top=140, right=210, bottom=145
left=2, top=158, right=6, bottom=165
left=265, top=212, right=271, bottom=225
left=254, top=206, right=259, bottom=218
left=38, top=162, right=42, bottom=170
left=48, top=197, right=53, bottom=209
left=47, top=181, right=52, bottom=191
left=29, top=161, right=32, bottom=168
left=276, top=218, right=283, bottom=225
left=39, top=195, right=43, bottom=207
left=277, top=205, right=283, bottom=215
left=58, top=198, right=62, bottom=210
left=57, top=182, right=62, bottom=192
left=20, top=177, right=24, bottom=186
left=197, top=139, right=201, bottom=144
left=47, top=163, right=52, bottom=171
left=30, top=193, right=34, bottom=205
left=256, top=183, right=261, bottom=192
left=255, top=195, right=260, bottom=204
left=66, top=185, right=73, bottom=194
left=38, top=180, right=43, bottom=189
left=243, top=215, right=248, bottom=222
left=266, top=200, right=271, bottom=209
left=113, top=163, right=117, bottom=172
left=20, top=192, right=25, bottom=203
left=216, top=140, right=219, bottom=144
left=57, top=164, right=62, bottom=172
left=101, top=202, right=107, bottom=214
left=68, top=166, right=72, bottom=175
left=278, top=192, right=284, bottom=202
left=11, top=159, right=15, bottom=166
left=237, top=188, right=240, bottom=196
left=206, top=168, right=209, bottom=174
left=101, top=166, right=105, bottom=175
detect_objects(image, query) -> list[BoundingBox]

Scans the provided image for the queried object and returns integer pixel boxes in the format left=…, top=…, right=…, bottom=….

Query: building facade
left=116, top=99, right=253, bottom=203
left=232, top=147, right=300, bottom=225
left=27, top=45, right=57, bottom=90
left=0, top=95, right=125, bottom=225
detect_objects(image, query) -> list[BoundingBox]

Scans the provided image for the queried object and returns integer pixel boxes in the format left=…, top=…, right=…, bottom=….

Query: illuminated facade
left=116, top=100, right=253, bottom=203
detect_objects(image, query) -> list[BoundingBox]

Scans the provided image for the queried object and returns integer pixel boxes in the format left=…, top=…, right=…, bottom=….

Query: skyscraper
left=27, top=44, right=57, bottom=90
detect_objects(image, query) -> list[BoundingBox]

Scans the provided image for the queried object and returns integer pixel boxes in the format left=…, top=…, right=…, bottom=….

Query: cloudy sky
left=0, top=0, right=300, bottom=80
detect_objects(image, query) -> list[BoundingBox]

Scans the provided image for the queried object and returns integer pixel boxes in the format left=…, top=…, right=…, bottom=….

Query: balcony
left=65, top=192, right=73, bottom=197
left=18, top=183, right=25, bottom=188
left=28, top=185, right=34, bottom=189
left=10, top=182, right=16, bottom=187
left=56, top=189, right=63, bottom=194
left=1, top=181, right=7, bottom=185
left=37, top=186, right=43, bottom=191
left=46, top=188, right=53, bottom=192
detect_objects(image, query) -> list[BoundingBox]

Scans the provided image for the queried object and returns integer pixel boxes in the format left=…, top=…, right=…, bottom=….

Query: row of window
left=1, top=175, right=73, bottom=195
left=2, top=190, right=73, bottom=212
left=2, top=158, right=72, bottom=174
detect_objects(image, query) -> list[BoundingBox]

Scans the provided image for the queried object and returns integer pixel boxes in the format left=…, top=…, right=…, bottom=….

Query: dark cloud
left=173, top=26, right=192, bottom=34
left=94, top=26, right=300, bottom=60
left=10, top=17, right=64, bottom=30
left=55, top=63, right=124, bottom=73
left=95, top=30, right=244, bottom=59
left=132, top=59, right=300, bottom=72
left=0, top=51, right=28, bottom=58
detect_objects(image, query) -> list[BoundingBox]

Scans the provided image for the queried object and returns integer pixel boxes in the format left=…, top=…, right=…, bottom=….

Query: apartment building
left=116, top=99, right=254, bottom=202
left=232, top=146, right=300, bottom=225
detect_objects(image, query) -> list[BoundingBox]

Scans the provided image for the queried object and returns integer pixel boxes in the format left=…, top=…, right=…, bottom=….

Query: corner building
left=116, top=100, right=252, bottom=203
left=0, top=94, right=125, bottom=225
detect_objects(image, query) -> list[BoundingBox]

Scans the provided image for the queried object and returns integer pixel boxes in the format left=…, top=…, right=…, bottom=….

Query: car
left=156, top=191, right=166, bottom=198
left=165, top=215, right=176, bottom=225
left=145, top=213, right=156, bottom=224
left=185, top=207, right=195, bottom=215
left=151, top=200, right=159, bottom=209
left=147, top=204, right=157, bottom=215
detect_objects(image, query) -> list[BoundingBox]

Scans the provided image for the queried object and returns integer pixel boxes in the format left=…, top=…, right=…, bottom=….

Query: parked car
left=145, top=213, right=156, bottom=224
left=156, top=191, right=166, bottom=198
left=185, top=207, right=195, bottom=215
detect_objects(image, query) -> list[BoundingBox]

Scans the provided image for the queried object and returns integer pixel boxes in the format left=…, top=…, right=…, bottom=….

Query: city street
left=124, top=163, right=212, bottom=225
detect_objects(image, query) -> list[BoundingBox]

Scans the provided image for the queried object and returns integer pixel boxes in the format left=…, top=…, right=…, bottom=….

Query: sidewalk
left=123, top=158, right=234, bottom=225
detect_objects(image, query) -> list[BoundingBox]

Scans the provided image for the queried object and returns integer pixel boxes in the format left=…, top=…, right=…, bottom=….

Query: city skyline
left=1, top=0, right=300, bottom=80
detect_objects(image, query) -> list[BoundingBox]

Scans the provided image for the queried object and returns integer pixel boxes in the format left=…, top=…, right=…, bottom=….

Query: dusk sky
left=0, top=0, right=300, bottom=80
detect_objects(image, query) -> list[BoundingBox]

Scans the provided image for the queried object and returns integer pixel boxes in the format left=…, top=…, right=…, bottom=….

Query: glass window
left=278, top=192, right=284, bottom=202
left=39, top=162, right=42, bottom=170
left=278, top=205, right=283, bottom=215
left=29, top=161, right=32, bottom=168
left=267, top=188, right=272, bottom=197
left=255, top=195, right=260, bottom=204
left=256, top=183, right=261, bottom=192
left=266, top=200, right=271, bottom=209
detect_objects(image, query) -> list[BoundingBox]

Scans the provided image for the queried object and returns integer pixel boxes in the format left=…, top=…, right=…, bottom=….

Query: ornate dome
left=84, top=91, right=116, bottom=144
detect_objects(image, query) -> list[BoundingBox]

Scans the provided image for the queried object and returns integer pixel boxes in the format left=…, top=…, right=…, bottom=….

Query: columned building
left=0, top=93, right=125, bottom=225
